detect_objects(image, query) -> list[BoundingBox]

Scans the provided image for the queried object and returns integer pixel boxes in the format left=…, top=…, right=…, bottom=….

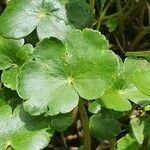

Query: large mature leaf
left=0, top=0, right=67, bottom=40
left=89, top=114, right=121, bottom=140
left=17, top=29, right=119, bottom=116
left=0, top=105, right=53, bottom=150
left=97, top=57, right=150, bottom=111
left=0, top=37, right=33, bottom=90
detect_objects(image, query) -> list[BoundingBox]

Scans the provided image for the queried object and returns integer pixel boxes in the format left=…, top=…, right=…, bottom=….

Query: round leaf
left=0, top=0, right=67, bottom=40
left=0, top=105, right=53, bottom=150
left=17, top=29, right=119, bottom=116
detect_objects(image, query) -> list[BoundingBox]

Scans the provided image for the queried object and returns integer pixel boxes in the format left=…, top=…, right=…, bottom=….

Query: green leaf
left=0, top=91, right=6, bottom=107
left=88, top=101, right=101, bottom=114
left=144, top=105, right=150, bottom=111
left=100, top=107, right=124, bottom=119
left=50, top=113, right=73, bottom=132
left=66, top=0, right=94, bottom=29
left=97, top=57, right=150, bottom=111
left=89, top=114, right=121, bottom=140
left=132, top=60, right=150, bottom=96
left=0, top=37, right=33, bottom=90
left=130, top=117, right=145, bottom=144
left=143, top=117, right=150, bottom=137
left=117, top=134, right=140, bottom=150
left=105, top=18, right=117, bottom=32
left=0, top=0, right=67, bottom=40
left=124, top=84, right=150, bottom=107
left=17, top=29, right=119, bottom=116
left=97, top=87, right=132, bottom=111
left=0, top=105, right=53, bottom=150
left=2, top=66, right=18, bottom=90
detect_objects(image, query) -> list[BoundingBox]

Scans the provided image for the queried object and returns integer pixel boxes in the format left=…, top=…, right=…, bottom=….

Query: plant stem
left=129, top=26, right=150, bottom=50
left=90, top=0, right=95, bottom=11
left=125, top=50, right=150, bottom=57
left=61, top=132, right=67, bottom=148
left=97, top=1, right=112, bottom=30
left=78, top=99, right=91, bottom=150
left=116, top=0, right=125, bottom=50
left=140, top=137, right=149, bottom=150
left=97, top=142, right=103, bottom=150
left=110, top=138, right=116, bottom=150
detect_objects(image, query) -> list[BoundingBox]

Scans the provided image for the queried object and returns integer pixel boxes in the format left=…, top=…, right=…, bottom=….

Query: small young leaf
left=105, top=18, right=117, bottom=32
left=130, top=118, right=145, bottom=144
left=117, top=134, right=140, bottom=150
left=0, top=37, right=33, bottom=90
left=2, top=66, right=18, bottom=90
left=97, top=88, right=132, bottom=111
left=88, top=101, right=101, bottom=114
left=0, top=105, right=53, bottom=150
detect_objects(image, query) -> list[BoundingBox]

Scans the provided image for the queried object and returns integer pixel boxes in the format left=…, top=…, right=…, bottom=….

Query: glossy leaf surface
left=0, top=0, right=67, bottom=40
left=0, top=105, right=53, bottom=150
left=17, top=29, right=119, bottom=116
left=0, top=37, right=33, bottom=90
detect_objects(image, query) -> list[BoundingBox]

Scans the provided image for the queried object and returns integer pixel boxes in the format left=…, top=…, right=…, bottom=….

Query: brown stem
left=78, top=99, right=91, bottom=150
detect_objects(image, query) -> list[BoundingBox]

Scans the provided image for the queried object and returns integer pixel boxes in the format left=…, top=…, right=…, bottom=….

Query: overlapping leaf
left=117, top=134, right=140, bottom=150
left=0, top=0, right=93, bottom=40
left=132, top=59, right=150, bottom=96
left=0, top=105, right=53, bottom=150
left=97, top=57, right=150, bottom=111
left=17, top=29, right=119, bottom=116
left=0, top=0, right=67, bottom=40
left=0, top=37, right=33, bottom=90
